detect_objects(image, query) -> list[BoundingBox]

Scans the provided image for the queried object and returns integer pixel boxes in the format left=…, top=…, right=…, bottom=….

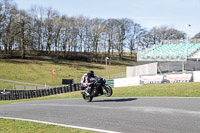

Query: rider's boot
left=85, top=87, right=91, bottom=96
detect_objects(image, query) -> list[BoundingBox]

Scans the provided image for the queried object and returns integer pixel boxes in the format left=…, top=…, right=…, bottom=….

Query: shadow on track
left=93, top=98, right=137, bottom=102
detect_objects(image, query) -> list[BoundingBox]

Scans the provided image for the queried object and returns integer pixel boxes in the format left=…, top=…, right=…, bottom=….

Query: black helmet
left=87, top=70, right=94, bottom=77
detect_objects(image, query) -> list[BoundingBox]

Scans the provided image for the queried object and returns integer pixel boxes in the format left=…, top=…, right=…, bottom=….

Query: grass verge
left=112, top=82, right=200, bottom=97
left=0, top=58, right=128, bottom=88
left=0, top=118, right=96, bottom=133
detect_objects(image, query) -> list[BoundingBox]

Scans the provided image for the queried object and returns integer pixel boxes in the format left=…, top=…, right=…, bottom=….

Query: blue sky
left=14, top=0, right=200, bottom=37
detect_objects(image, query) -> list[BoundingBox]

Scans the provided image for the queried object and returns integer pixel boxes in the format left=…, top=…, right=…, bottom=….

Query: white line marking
left=0, top=116, right=121, bottom=133
left=125, top=107, right=200, bottom=116
left=134, top=97, right=200, bottom=99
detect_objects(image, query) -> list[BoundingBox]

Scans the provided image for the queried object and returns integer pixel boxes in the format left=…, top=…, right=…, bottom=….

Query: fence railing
left=103, top=72, right=126, bottom=80
left=13, top=85, right=47, bottom=90
left=0, top=83, right=82, bottom=100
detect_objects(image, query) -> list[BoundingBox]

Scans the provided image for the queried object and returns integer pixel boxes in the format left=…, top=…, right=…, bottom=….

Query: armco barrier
left=106, top=80, right=114, bottom=87
left=0, top=83, right=82, bottom=101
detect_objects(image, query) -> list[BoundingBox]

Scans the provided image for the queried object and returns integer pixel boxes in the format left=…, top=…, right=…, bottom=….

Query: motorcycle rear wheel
left=82, top=94, right=93, bottom=102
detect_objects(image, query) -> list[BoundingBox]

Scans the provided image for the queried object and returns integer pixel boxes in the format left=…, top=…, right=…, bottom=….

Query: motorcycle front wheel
left=104, top=85, right=113, bottom=97
left=82, top=94, right=93, bottom=102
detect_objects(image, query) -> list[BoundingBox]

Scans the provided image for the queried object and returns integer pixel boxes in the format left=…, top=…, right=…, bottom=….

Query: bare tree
left=193, top=32, right=200, bottom=39
left=76, top=15, right=89, bottom=52
left=29, top=5, right=46, bottom=53
left=13, top=10, right=32, bottom=58
left=149, top=26, right=186, bottom=45
left=127, top=22, right=145, bottom=58
left=52, top=15, right=63, bottom=54
left=0, top=0, right=17, bottom=53
left=44, top=8, right=58, bottom=54
left=103, top=19, right=119, bottom=57
left=0, top=0, right=189, bottom=60
left=115, top=18, right=132, bottom=58
left=90, top=18, right=104, bottom=57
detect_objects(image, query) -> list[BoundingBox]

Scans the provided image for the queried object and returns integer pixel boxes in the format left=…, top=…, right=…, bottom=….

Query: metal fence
left=0, top=85, right=49, bottom=90
left=13, top=85, right=46, bottom=90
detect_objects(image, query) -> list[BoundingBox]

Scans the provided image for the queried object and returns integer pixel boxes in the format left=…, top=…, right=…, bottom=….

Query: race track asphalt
left=0, top=97, right=200, bottom=133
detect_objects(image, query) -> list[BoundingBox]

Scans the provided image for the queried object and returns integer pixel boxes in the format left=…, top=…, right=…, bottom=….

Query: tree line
left=0, top=0, right=187, bottom=59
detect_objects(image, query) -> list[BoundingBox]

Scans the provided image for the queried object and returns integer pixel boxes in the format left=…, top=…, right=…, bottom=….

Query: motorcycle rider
left=81, top=70, right=96, bottom=96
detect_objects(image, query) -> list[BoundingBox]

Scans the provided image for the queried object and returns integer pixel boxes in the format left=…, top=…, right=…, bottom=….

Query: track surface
left=0, top=97, right=200, bottom=133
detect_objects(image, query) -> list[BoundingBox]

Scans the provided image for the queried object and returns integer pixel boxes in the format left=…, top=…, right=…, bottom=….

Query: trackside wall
left=193, top=71, right=200, bottom=82
left=114, top=71, right=200, bottom=87
left=114, top=77, right=140, bottom=87
left=126, top=62, right=157, bottom=77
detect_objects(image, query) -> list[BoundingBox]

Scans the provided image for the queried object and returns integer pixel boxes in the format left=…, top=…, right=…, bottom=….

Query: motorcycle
left=81, top=77, right=113, bottom=102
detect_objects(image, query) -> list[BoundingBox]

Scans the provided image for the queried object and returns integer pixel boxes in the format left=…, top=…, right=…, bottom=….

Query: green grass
left=0, top=118, right=96, bottom=133
left=0, top=81, right=44, bottom=90
left=0, top=81, right=16, bottom=90
left=112, top=82, right=200, bottom=97
left=0, top=58, right=128, bottom=89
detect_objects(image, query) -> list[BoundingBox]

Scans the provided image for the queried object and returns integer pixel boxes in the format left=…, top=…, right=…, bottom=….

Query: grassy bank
left=0, top=118, right=96, bottom=133
left=0, top=81, right=16, bottom=90
left=0, top=57, right=130, bottom=89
